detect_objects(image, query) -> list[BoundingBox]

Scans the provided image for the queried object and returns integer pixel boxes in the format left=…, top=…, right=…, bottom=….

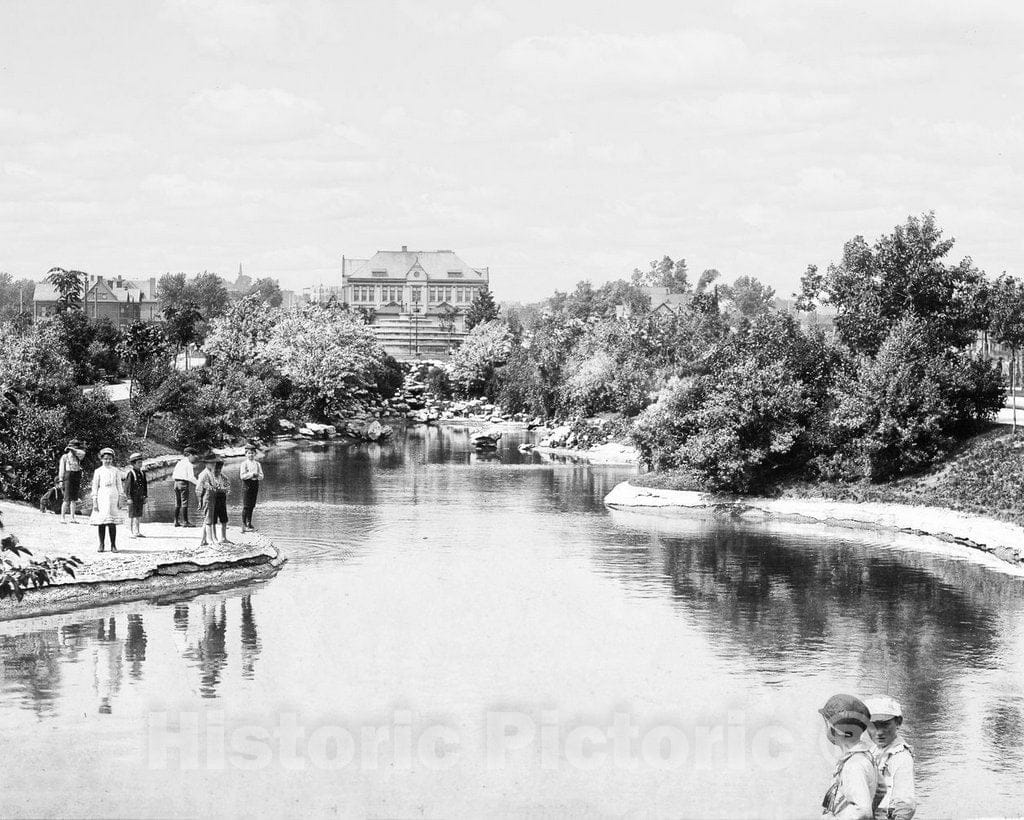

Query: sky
left=2, top=0, right=1023, bottom=303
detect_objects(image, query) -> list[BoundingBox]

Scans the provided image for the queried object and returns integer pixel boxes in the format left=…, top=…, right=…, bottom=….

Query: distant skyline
left=2, top=1, right=1023, bottom=302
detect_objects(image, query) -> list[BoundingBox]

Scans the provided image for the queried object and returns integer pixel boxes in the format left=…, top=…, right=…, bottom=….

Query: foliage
left=116, top=321, right=169, bottom=400
left=632, top=255, right=690, bottom=293
left=797, top=212, right=986, bottom=355
left=465, top=287, right=499, bottom=330
left=157, top=271, right=230, bottom=351
left=0, top=322, right=127, bottom=500
left=719, top=275, right=776, bottom=319
left=245, top=277, right=284, bottom=307
left=203, top=294, right=280, bottom=372
left=0, top=512, right=83, bottom=602
left=820, top=317, right=1003, bottom=482
left=448, top=320, right=512, bottom=398
left=45, top=267, right=87, bottom=311
left=0, top=272, right=34, bottom=322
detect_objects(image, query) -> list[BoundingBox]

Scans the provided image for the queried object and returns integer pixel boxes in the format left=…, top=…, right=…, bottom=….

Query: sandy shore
left=604, top=481, right=1024, bottom=569
left=0, top=501, right=285, bottom=621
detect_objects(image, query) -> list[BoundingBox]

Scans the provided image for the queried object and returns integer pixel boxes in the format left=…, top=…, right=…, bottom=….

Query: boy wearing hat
left=865, top=696, right=916, bottom=820
left=58, top=439, right=86, bottom=524
left=196, top=452, right=231, bottom=547
left=124, top=452, right=148, bottom=538
left=819, top=693, right=878, bottom=819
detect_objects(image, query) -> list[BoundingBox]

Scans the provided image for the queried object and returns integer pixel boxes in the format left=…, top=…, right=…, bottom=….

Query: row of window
left=350, top=285, right=480, bottom=304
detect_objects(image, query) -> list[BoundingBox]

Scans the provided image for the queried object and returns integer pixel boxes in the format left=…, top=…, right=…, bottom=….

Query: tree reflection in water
left=595, top=514, right=1024, bottom=786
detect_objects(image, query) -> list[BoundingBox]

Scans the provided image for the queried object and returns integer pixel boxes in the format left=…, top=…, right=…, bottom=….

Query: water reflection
left=0, top=595, right=263, bottom=712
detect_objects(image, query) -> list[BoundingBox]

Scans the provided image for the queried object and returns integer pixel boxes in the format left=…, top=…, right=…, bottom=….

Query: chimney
left=116, top=275, right=123, bottom=287
left=402, top=245, right=408, bottom=252
left=149, top=276, right=156, bottom=297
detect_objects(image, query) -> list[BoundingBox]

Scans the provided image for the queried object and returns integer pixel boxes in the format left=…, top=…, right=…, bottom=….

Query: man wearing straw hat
left=58, top=438, right=86, bottom=524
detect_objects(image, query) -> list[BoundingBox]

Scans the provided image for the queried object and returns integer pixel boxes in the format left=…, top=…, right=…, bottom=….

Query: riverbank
left=0, top=501, right=285, bottom=621
left=605, top=481, right=1024, bottom=569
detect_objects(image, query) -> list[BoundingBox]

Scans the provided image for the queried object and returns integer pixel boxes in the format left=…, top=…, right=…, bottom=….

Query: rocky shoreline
left=0, top=501, right=285, bottom=621
left=604, top=481, right=1024, bottom=570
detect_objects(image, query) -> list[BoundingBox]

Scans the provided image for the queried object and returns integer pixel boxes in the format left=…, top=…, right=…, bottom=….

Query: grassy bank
left=631, top=426, right=1024, bottom=527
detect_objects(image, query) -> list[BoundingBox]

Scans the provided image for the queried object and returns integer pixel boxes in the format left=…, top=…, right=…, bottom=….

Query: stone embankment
left=0, top=501, right=285, bottom=621
left=604, top=482, right=1024, bottom=569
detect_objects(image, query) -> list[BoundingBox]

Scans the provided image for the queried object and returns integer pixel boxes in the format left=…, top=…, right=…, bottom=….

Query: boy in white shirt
left=239, top=444, right=264, bottom=532
left=171, top=446, right=199, bottom=527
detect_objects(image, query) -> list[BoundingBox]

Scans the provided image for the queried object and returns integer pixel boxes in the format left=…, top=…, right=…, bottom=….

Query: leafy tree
left=632, top=255, right=690, bottom=293
left=719, top=275, right=776, bottom=319
left=246, top=277, right=284, bottom=307
left=0, top=273, right=34, bottom=321
left=797, top=212, right=986, bottom=355
left=0, top=512, right=82, bottom=603
left=448, top=320, right=512, bottom=398
left=203, top=295, right=280, bottom=372
left=190, top=272, right=230, bottom=319
left=987, top=274, right=1024, bottom=431
left=45, top=267, right=87, bottom=311
left=116, top=321, right=170, bottom=402
left=465, top=287, right=499, bottom=330
left=695, top=269, right=720, bottom=295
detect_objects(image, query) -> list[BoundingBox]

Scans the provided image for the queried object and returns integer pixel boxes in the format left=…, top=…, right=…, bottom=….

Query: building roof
left=344, top=249, right=488, bottom=282
left=35, top=277, right=154, bottom=305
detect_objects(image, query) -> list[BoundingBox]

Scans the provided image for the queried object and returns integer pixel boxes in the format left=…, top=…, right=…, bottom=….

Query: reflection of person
left=171, top=446, right=199, bottom=527
left=93, top=617, right=123, bottom=714
left=89, top=448, right=126, bottom=552
left=58, top=439, right=86, bottom=524
left=125, top=614, right=147, bottom=680
left=240, top=595, right=260, bottom=679
left=865, top=696, right=916, bottom=820
left=819, top=693, right=877, bottom=819
left=196, top=453, right=230, bottom=546
left=239, top=445, right=264, bottom=532
left=124, top=452, right=148, bottom=538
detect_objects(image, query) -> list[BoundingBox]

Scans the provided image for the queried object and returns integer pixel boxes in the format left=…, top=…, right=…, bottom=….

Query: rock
left=364, top=421, right=384, bottom=441
left=278, top=419, right=296, bottom=431
left=489, top=415, right=505, bottom=423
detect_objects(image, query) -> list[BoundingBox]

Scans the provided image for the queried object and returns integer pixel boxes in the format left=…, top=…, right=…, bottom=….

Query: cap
left=66, top=439, right=84, bottom=451
left=865, top=696, right=902, bottom=721
left=183, top=446, right=198, bottom=456
left=98, top=447, right=115, bottom=457
left=819, top=693, right=871, bottom=731
left=244, top=443, right=258, bottom=453
left=202, top=451, right=224, bottom=464
left=128, top=452, right=143, bottom=462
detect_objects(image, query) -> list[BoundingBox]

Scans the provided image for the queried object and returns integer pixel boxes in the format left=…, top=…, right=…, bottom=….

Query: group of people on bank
left=820, top=693, right=915, bottom=819
left=48, top=440, right=264, bottom=552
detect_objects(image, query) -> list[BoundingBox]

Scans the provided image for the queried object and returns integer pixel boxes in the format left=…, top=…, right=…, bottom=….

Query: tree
left=246, top=277, right=283, bottom=307
left=45, top=267, right=87, bottom=311
left=988, top=274, right=1024, bottom=431
left=0, top=273, right=34, bottom=321
left=465, top=287, right=499, bottom=330
left=116, top=321, right=170, bottom=402
left=631, top=255, right=690, bottom=293
left=448, top=320, right=512, bottom=398
left=695, top=269, right=720, bottom=295
left=719, top=275, right=776, bottom=320
left=797, top=212, right=986, bottom=355
left=190, top=272, right=230, bottom=319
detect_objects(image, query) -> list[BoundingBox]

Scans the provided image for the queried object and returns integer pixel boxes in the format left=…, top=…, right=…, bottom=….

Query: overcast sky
left=1, top=1, right=1022, bottom=302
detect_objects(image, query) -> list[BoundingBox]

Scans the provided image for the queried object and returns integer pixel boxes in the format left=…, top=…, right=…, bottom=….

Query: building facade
left=333, top=247, right=490, bottom=359
left=34, top=275, right=160, bottom=325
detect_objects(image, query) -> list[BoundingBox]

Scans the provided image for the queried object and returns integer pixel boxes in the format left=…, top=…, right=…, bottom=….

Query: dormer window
left=372, top=270, right=387, bottom=278
left=446, top=271, right=463, bottom=278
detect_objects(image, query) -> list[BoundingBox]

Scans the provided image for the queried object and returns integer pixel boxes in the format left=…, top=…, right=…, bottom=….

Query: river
left=1, top=425, right=1023, bottom=818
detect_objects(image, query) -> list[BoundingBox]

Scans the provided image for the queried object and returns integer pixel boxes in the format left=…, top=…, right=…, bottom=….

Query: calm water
left=1, top=426, right=1023, bottom=818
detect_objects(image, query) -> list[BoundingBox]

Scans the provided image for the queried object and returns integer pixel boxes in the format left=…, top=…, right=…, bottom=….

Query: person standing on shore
left=196, top=454, right=231, bottom=546
left=90, top=447, right=126, bottom=552
left=171, top=446, right=199, bottom=527
left=123, top=452, right=148, bottom=538
left=865, top=696, right=916, bottom=820
left=58, top=439, right=86, bottom=524
left=819, top=693, right=877, bottom=819
left=239, top=444, right=264, bottom=532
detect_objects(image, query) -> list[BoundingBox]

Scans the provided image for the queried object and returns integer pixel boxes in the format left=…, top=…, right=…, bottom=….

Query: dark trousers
left=242, top=479, right=260, bottom=527
left=174, top=480, right=192, bottom=525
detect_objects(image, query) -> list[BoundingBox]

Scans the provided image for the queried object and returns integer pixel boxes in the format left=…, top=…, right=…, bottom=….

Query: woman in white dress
left=90, top=447, right=126, bottom=552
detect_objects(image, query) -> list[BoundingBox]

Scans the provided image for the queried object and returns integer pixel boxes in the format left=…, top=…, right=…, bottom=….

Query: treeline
left=0, top=270, right=398, bottom=501
left=444, top=213, right=1018, bottom=492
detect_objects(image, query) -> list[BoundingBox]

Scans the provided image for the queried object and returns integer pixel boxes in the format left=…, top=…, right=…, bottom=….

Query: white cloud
left=499, top=29, right=750, bottom=88
left=162, top=0, right=297, bottom=54
left=181, top=85, right=328, bottom=144
left=587, top=141, right=644, bottom=165
left=397, top=1, right=506, bottom=35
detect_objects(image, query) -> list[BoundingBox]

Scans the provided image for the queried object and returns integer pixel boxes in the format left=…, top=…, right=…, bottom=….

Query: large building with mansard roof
left=336, top=246, right=491, bottom=360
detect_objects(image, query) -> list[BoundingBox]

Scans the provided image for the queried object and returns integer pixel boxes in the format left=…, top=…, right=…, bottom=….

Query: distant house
left=316, top=247, right=491, bottom=359
left=615, top=286, right=691, bottom=319
left=33, top=274, right=160, bottom=325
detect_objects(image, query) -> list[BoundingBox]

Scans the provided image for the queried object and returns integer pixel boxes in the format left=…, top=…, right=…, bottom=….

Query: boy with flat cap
left=819, top=693, right=877, bottom=819
left=865, top=696, right=916, bottom=820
